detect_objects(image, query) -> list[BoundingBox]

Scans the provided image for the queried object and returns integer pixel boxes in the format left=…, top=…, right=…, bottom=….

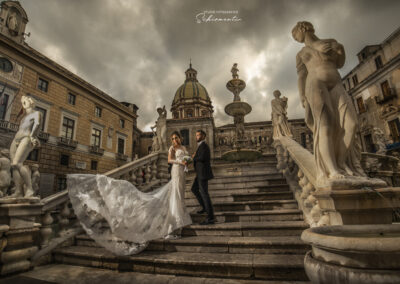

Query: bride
left=67, top=131, right=192, bottom=255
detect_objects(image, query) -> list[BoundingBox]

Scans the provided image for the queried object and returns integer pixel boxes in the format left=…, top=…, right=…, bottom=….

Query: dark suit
left=191, top=141, right=214, bottom=220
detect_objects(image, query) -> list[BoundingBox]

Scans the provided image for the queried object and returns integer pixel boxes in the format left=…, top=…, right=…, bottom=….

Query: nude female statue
left=10, top=96, right=42, bottom=197
left=292, top=21, right=365, bottom=183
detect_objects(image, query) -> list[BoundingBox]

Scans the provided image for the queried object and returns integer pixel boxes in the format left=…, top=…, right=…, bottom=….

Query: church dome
left=171, top=62, right=213, bottom=119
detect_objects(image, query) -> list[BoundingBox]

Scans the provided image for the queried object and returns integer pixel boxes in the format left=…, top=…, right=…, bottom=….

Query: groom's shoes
left=196, top=209, right=206, bottom=214
left=200, top=218, right=215, bottom=225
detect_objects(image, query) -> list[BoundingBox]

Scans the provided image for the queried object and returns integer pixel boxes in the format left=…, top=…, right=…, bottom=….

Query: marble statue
left=7, top=12, right=18, bottom=34
left=150, top=106, right=167, bottom=152
left=231, top=63, right=239, bottom=79
left=10, top=95, right=42, bottom=198
left=150, top=126, right=160, bottom=153
left=0, top=149, right=11, bottom=197
left=31, top=164, right=40, bottom=196
left=271, top=90, right=293, bottom=139
left=292, top=21, right=366, bottom=184
left=372, top=127, right=388, bottom=155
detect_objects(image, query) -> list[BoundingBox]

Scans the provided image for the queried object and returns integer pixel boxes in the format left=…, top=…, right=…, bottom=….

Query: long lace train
left=67, top=172, right=192, bottom=256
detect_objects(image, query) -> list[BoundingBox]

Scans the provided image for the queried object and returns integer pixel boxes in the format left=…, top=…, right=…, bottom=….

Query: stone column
left=0, top=199, right=41, bottom=275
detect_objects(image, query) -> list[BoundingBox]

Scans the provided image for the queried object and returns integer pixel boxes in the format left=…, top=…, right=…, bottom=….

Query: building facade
left=0, top=1, right=140, bottom=196
left=343, top=26, right=400, bottom=152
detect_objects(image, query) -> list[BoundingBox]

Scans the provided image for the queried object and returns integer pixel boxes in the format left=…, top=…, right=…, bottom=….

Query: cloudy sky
left=19, top=0, right=400, bottom=130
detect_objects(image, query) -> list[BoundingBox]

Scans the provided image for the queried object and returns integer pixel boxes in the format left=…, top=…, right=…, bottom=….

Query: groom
left=191, top=130, right=215, bottom=225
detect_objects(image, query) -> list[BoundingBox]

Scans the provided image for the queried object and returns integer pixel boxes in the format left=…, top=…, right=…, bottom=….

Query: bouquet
left=182, top=155, right=192, bottom=172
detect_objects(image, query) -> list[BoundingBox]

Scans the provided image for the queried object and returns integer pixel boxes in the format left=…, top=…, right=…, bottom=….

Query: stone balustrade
left=0, top=151, right=169, bottom=274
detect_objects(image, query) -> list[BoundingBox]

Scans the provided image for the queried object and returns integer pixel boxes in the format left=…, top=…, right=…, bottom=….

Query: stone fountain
left=221, top=63, right=262, bottom=162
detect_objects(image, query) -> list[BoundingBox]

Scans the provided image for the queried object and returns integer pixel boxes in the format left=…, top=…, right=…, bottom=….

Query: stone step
left=15, top=264, right=310, bottom=284
left=53, top=246, right=308, bottom=281
left=186, top=180, right=288, bottom=191
left=191, top=209, right=303, bottom=223
left=185, top=191, right=294, bottom=204
left=185, top=184, right=291, bottom=197
left=182, top=221, right=308, bottom=237
left=186, top=173, right=285, bottom=184
left=76, top=235, right=309, bottom=255
left=186, top=199, right=298, bottom=212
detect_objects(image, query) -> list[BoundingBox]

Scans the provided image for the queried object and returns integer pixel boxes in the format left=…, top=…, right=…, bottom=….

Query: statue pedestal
left=0, top=199, right=42, bottom=275
left=314, top=187, right=400, bottom=225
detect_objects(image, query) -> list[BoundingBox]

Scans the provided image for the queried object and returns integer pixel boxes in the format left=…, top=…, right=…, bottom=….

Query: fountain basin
left=221, top=149, right=262, bottom=162
left=302, top=225, right=400, bottom=284
left=224, top=101, right=252, bottom=116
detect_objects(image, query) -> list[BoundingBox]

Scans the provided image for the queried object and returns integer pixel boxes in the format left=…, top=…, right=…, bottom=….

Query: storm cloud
left=19, top=0, right=400, bottom=130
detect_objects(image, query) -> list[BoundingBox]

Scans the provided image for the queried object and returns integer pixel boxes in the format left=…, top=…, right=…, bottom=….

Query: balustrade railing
left=273, top=136, right=400, bottom=227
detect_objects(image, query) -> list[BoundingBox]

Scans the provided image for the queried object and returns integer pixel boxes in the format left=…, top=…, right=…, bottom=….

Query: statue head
left=21, top=95, right=35, bottom=110
left=273, top=90, right=281, bottom=98
left=292, top=21, right=314, bottom=43
left=233, top=63, right=238, bottom=68
left=156, top=107, right=163, bottom=114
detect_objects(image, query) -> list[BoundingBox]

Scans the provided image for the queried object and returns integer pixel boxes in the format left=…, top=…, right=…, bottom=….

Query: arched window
left=0, top=58, right=13, bottom=73
left=186, top=109, right=193, bottom=118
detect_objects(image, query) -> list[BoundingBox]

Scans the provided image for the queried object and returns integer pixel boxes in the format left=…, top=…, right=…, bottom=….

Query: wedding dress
left=67, top=146, right=192, bottom=256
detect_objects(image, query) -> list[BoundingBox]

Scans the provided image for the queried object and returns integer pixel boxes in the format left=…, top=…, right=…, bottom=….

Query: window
left=61, top=117, right=75, bottom=139
left=173, top=112, right=179, bottom=119
left=95, top=106, right=102, bottom=118
left=375, top=56, right=383, bottom=70
left=352, top=75, right=358, bottom=86
left=356, top=97, right=366, bottom=113
left=388, top=119, right=400, bottom=143
left=68, top=93, right=76, bottom=105
left=186, top=109, right=193, bottom=118
left=37, top=78, right=48, bottom=92
left=91, top=160, right=98, bottom=171
left=381, top=80, right=391, bottom=98
left=91, top=128, right=101, bottom=147
left=0, top=94, right=9, bottom=120
left=0, top=58, right=13, bottom=73
left=201, top=110, right=208, bottom=117
left=60, top=154, right=70, bottom=166
left=117, top=137, right=125, bottom=154
left=364, top=134, right=375, bottom=153
left=180, top=129, right=189, bottom=146
left=300, top=132, right=307, bottom=148
left=57, top=177, right=67, bottom=191
left=35, top=106, right=47, bottom=131
left=27, top=149, right=39, bottom=161
left=119, top=119, right=125, bottom=128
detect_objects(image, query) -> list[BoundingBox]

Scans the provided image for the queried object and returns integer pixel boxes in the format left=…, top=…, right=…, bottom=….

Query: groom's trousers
left=191, top=177, right=214, bottom=219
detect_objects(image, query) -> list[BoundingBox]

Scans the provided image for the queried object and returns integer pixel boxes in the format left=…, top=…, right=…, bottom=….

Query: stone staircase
left=52, top=156, right=310, bottom=282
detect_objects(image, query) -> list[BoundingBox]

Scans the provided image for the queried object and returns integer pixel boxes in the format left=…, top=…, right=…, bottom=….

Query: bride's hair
left=171, top=131, right=183, bottom=144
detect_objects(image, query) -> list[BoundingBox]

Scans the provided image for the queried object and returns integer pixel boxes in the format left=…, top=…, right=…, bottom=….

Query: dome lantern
left=171, top=61, right=213, bottom=119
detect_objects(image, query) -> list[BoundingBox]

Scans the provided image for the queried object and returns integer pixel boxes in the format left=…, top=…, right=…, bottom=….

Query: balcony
left=89, top=145, right=105, bottom=156
left=38, top=131, right=50, bottom=142
left=0, top=120, right=19, bottom=132
left=116, top=153, right=128, bottom=161
left=375, top=88, right=397, bottom=104
left=57, top=137, right=78, bottom=149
